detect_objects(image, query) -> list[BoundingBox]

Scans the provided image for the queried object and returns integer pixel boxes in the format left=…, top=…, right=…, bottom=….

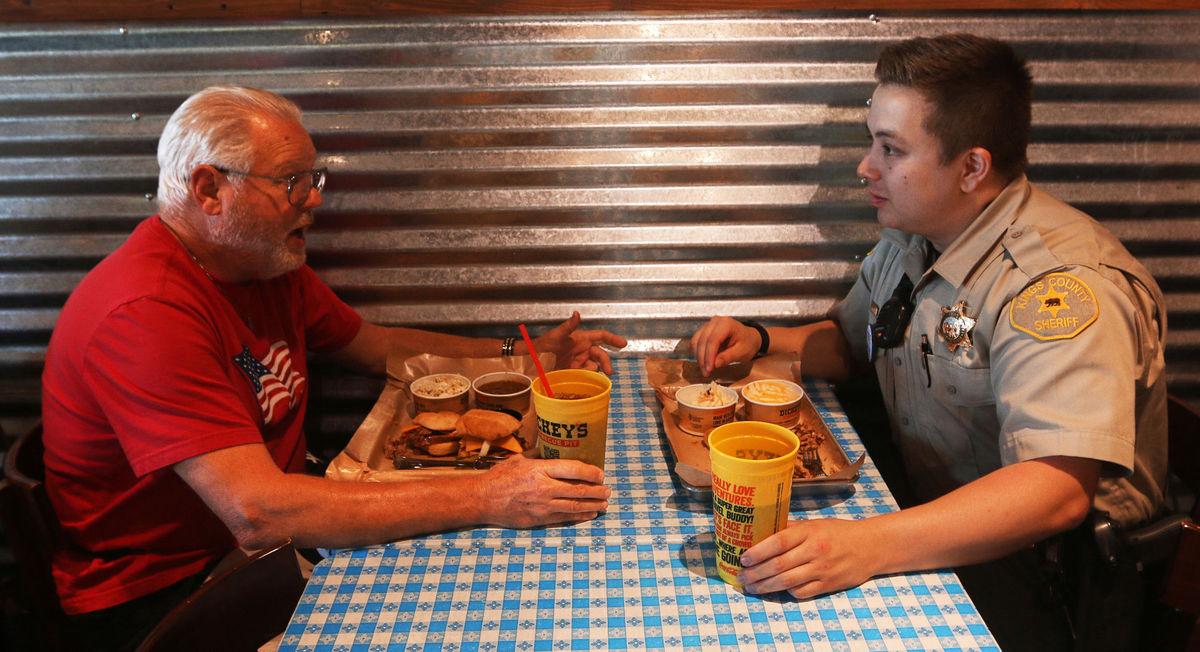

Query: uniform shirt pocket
left=926, top=355, right=995, bottom=407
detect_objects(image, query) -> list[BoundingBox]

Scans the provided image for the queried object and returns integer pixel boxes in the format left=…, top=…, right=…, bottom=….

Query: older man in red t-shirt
left=41, top=85, right=625, bottom=651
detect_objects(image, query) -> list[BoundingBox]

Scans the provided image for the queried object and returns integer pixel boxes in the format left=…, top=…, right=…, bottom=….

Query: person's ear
left=960, top=147, right=992, bottom=193
left=189, top=165, right=225, bottom=215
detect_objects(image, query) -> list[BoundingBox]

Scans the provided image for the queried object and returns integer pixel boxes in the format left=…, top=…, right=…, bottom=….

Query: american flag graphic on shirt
left=233, top=341, right=305, bottom=425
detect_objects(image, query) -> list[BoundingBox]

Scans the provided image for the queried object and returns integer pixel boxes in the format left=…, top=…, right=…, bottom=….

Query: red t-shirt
left=41, top=216, right=362, bottom=614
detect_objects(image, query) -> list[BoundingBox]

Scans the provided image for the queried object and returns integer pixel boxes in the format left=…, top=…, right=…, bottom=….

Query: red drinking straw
left=518, top=323, right=554, bottom=398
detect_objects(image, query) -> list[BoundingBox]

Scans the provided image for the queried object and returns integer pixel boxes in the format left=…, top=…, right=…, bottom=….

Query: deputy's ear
left=189, top=165, right=225, bottom=215
left=960, top=147, right=992, bottom=193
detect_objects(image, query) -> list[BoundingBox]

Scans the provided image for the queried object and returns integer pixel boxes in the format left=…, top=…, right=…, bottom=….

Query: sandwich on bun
left=388, top=410, right=463, bottom=458
left=455, top=409, right=523, bottom=457
left=386, top=409, right=524, bottom=461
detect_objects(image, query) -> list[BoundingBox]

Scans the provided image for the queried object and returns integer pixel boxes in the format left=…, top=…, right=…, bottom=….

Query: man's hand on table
left=737, top=518, right=883, bottom=599
left=690, top=316, right=761, bottom=376
left=477, top=455, right=611, bottom=528
left=534, top=311, right=628, bottom=374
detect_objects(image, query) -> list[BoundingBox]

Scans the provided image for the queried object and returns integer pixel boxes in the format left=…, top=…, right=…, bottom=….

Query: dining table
left=279, top=357, right=999, bottom=651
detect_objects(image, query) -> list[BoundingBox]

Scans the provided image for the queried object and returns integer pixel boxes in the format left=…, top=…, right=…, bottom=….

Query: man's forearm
left=238, top=471, right=490, bottom=549
left=865, top=457, right=1099, bottom=574
left=384, top=327, right=501, bottom=361
left=178, top=445, right=490, bottom=549
left=331, top=321, right=501, bottom=375
left=767, top=320, right=854, bottom=382
left=179, top=443, right=610, bottom=551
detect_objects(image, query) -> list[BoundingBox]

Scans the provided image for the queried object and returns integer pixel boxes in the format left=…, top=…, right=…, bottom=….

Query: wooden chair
left=3, top=422, right=307, bottom=650
left=1158, top=395, right=1200, bottom=651
left=134, top=540, right=307, bottom=652
left=0, top=421, right=75, bottom=651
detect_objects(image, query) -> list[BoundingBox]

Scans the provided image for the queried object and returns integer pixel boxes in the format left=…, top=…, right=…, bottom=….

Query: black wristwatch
left=738, top=319, right=771, bottom=358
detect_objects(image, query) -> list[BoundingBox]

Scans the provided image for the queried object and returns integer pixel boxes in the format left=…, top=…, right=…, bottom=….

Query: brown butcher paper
left=325, top=352, right=552, bottom=483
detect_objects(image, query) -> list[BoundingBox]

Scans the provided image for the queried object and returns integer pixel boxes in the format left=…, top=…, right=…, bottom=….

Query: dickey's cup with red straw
left=531, top=369, right=612, bottom=469
left=708, top=421, right=799, bottom=590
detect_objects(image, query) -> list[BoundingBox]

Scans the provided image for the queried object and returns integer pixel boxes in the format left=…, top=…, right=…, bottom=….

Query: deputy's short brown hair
left=875, top=33, right=1033, bottom=181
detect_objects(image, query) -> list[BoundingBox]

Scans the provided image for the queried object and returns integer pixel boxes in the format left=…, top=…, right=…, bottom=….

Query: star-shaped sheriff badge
left=939, top=301, right=977, bottom=353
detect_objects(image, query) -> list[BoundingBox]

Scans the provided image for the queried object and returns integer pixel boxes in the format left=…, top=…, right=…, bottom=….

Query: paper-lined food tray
left=325, top=353, right=551, bottom=483
left=645, top=356, right=864, bottom=499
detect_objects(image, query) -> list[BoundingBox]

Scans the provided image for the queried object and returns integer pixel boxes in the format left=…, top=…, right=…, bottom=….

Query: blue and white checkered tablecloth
left=280, top=358, right=998, bottom=651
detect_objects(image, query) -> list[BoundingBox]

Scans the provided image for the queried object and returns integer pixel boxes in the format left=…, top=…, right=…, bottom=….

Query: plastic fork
left=800, top=448, right=823, bottom=476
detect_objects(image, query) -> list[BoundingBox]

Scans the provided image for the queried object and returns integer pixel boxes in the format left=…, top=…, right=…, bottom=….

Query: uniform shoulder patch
left=1008, top=272, right=1100, bottom=341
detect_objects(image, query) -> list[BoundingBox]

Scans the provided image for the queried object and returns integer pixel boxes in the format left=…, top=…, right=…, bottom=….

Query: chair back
left=1160, top=396, right=1200, bottom=650
left=134, top=540, right=306, bottom=652
left=0, top=421, right=72, bottom=650
left=1167, top=396, right=1200, bottom=520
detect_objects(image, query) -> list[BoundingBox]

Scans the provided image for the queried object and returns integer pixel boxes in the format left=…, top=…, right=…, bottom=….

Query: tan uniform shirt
left=832, top=176, right=1167, bottom=526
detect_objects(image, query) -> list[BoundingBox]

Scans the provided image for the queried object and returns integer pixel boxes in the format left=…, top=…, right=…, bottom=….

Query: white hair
left=156, top=86, right=303, bottom=214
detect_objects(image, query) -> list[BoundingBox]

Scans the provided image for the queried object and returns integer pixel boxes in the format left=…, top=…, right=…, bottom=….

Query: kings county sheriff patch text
left=1009, top=272, right=1100, bottom=341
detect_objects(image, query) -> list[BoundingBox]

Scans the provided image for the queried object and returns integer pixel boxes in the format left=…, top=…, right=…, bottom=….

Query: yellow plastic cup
left=708, top=421, right=799, bottom=590
left=531, top=369, right=612, bottom=469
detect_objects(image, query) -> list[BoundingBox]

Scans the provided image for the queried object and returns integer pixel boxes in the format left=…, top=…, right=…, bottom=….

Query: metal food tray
left=660, top=393, right=864, bottom=501
left=326, top=353, right=546, bottom=484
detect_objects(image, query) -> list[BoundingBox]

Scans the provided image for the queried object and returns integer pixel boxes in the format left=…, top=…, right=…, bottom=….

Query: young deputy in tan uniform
left=689, top=34, right=1166, bottom=650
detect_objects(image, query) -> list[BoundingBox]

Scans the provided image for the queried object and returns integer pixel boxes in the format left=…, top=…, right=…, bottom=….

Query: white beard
left=209, top=198, right=307, bottom=280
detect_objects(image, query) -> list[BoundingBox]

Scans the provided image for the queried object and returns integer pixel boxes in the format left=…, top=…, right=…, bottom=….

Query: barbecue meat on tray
left=386, top=409, right=524, bottom=461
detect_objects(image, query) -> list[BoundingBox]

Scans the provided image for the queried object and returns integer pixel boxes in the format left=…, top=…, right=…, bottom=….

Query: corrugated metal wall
left=1, top=12, right=1198, bottom=449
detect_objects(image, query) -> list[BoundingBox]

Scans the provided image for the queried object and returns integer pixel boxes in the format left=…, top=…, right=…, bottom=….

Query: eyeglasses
left=213, top=166, right=327, bottom=206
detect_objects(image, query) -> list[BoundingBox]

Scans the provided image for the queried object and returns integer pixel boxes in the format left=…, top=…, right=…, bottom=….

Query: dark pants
left=65, top=571, right=208, bottom=652
left=955, top=548, right=1074, bottom=652
left=956, top=524, right=1151, bottom=652
left=1059, top=521, right=1152, bottom=652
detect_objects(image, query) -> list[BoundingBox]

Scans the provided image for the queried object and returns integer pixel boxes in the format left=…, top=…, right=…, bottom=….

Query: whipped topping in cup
left=742, top=380, right=801, bottom=405
left=694, top=382, right=734, bottom=407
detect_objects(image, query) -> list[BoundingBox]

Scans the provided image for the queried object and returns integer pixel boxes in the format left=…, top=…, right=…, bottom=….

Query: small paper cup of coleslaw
left=410, top=373, right=471, bottom=415
left=674, top=382, right=738, bottom=436
left=741, top=379, right=804, bottom=428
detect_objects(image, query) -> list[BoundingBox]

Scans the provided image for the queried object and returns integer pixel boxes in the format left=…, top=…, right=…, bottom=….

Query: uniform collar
left=878, top=228, right=930, bottom=286
left=929, top=175, right=1031, bottom=289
